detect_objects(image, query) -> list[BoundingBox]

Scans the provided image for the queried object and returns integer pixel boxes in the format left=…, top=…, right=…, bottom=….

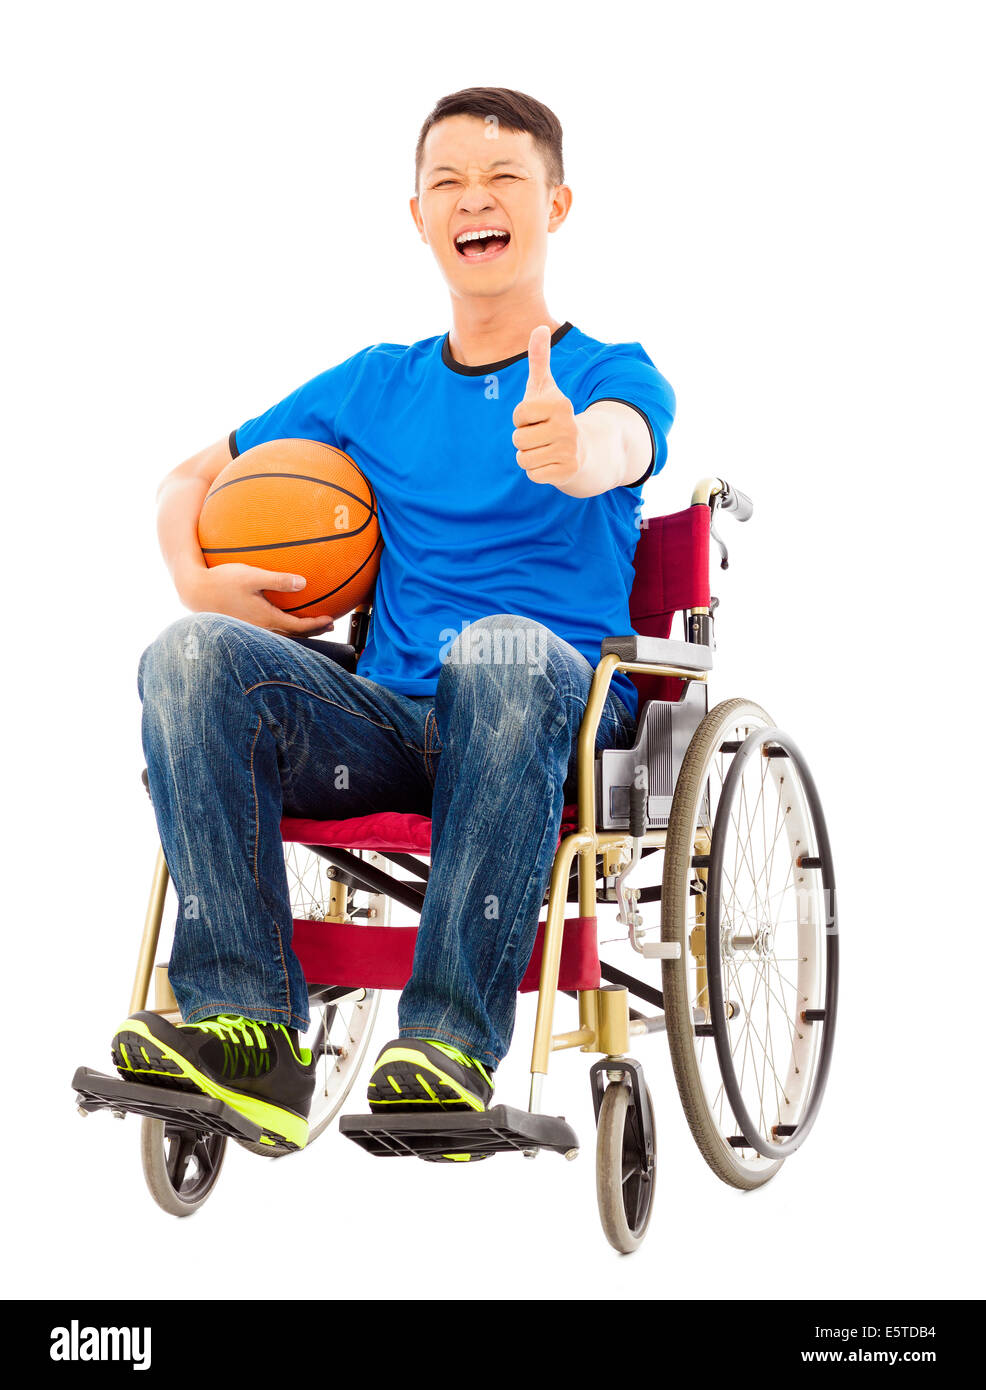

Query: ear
left=409, top=195, right=427, bottom=243
left=547, top=184, right=573, bottom=235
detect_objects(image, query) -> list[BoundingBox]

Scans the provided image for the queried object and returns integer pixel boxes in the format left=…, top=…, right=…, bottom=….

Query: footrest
left=71, top=1066, right=263, bottom=1144
left=339, top=1104, right=579, bottom=1161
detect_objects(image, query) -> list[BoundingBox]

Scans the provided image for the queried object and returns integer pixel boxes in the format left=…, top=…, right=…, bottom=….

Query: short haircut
left=415, top=86, right=564, bottom=191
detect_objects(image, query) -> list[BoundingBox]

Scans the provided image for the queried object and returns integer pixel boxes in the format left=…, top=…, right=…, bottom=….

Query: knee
left=138, top=612, right=244, bottom=710
left=436, top=613, right=554, bottom=707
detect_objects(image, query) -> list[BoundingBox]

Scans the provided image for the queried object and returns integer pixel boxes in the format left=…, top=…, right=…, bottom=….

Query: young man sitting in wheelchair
left=109, top=87, right=676, bottom=1152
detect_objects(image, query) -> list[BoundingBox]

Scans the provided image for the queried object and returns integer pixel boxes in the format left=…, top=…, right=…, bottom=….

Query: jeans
left=138, top=611, right=638, bottom=1070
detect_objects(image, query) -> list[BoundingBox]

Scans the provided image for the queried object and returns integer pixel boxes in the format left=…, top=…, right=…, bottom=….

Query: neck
left=446, top=289, right=562, bottom=367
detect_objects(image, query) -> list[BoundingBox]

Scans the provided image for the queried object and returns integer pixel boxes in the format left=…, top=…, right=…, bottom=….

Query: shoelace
left=192, top=1015, right=272, bottom=1049
left=426, top=1039, right=493, bottom=1088
left=190, top=1015, right=312, bottom=1070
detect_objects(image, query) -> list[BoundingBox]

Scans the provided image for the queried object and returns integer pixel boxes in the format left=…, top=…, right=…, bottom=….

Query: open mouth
left=454, top=227, right=511, bottom=262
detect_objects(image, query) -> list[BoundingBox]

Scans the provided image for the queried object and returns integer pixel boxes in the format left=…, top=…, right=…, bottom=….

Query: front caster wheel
left=140, top=1117, right=227, bottom=1216
left=595, top=1080, right=657, bottom=1254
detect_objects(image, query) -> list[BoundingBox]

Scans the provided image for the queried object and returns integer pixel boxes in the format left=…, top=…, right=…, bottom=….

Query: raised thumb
left=524, top=325, right=553, bottom=398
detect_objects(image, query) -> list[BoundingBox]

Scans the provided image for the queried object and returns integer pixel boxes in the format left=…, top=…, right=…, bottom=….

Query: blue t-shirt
left=232, top=321, right=675, bottom=721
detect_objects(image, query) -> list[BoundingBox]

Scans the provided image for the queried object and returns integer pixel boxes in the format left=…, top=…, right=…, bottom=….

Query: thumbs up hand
left=512, top=325, right=585, bottom=487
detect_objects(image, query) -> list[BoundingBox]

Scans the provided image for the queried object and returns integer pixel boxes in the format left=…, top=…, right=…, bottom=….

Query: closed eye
left=431, top=174, right=519, bottom=189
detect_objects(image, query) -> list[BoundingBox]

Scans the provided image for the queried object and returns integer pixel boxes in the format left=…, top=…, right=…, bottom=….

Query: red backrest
left=628, top=504, right=711, bottom=706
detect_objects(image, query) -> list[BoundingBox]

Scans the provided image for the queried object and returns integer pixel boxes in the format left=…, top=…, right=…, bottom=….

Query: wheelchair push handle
left=690, top=477, right=754, bottom=570
left=719, top=482, right=753, bottom=523
left=690, top=476, right=754, bottom=520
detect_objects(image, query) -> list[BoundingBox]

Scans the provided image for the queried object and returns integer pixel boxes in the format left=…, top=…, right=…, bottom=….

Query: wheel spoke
left=192, top=1135, right=218, bottom=1185
left=166, top=1131, right=197, bottom=1189
left=664, top=708, right=830, bottom=1172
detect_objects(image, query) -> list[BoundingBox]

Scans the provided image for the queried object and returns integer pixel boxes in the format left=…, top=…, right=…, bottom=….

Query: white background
left=3, top=0, right=983, bottom=1301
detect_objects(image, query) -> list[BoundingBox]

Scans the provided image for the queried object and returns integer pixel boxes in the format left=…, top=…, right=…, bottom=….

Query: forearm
left=157, top=474, right=211, bottom=606
left=150, top=435, right=332, bottom=636
left=551, top=408, right=631, bottom=498
left=155, top=436, right=232, bottom=606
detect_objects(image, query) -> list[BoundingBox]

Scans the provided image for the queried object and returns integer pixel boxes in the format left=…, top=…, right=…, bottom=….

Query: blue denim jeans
left=138, top=611, right=638, bottom=1070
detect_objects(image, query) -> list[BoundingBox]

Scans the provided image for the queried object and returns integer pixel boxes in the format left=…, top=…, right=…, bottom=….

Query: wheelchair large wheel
left=234, top=846, right=388, bottom=1157
left=661, top=698, right=837, bottom=1189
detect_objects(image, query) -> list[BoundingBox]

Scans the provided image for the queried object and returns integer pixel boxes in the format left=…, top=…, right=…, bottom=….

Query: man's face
left=411, top=115, right=571, bottom=301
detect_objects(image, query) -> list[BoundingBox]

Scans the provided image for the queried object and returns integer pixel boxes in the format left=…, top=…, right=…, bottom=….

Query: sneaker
left=111, top=1011, right=316, bottom=1151
left=366, top=1037, right=494, bottom=1113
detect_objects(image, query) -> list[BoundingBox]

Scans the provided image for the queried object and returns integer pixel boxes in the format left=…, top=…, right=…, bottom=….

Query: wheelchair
left=72, top=476, right=838, bottom=1254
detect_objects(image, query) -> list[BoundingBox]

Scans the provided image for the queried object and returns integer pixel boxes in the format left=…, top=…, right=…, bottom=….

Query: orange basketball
left=197, top=439, right=381, bottom=620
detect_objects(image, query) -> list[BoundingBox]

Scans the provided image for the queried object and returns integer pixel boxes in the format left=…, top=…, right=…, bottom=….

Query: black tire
left=595, top=1081, right=656, bottom=1254
left=140, top=1118, right=227, bottom=1216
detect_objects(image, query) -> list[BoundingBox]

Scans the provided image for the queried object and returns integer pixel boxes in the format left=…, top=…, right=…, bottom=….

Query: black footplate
left=339, top=1104, right=579, bottom=1162
left=71, top=1066, right=263, bottom=1145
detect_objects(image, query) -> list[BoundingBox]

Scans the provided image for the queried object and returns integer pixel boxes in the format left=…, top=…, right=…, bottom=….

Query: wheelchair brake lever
left=615, top=787, right=681, bottom=959
left=709, top=492, right=730, bottom=570
left=614, top=787, right=645, bottom=936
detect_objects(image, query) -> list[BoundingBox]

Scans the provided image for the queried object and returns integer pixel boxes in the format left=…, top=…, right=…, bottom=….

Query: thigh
left=429, top=612, right=638, bottom=793
left=147, top=612, right=435, bottom=820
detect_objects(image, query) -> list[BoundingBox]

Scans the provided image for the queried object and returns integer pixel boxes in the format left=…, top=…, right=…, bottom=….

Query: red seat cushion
left=281, top=803, right=582, bottom=854
left=282, top=810, right=433, bottom=853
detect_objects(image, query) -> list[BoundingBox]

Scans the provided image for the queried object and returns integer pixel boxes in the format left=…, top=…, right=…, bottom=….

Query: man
left=111, top=87, right=676, bottom=1152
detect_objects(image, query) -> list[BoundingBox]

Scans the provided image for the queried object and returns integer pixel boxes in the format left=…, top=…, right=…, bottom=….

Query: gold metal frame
left=691, top=476, right=726, bottom=507
left=527, top=650, right=706, bottom=1101
left=129, top=847, right=169, bottom=1016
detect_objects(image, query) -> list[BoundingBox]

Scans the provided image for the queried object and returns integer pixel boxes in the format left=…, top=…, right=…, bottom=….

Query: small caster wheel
left=140, top=1118, right=226, bottom=1216
left=595, top=1079, right=656, bottom=1254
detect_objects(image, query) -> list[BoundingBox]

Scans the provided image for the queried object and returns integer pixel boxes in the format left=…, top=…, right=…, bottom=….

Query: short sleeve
left=580, top=344, right=676, bottom=489
left=230, top=348, right=371, bottom=459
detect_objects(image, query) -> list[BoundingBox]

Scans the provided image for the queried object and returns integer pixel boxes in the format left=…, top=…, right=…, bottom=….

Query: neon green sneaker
left=111, top=1011, right=316, bottom=1152
left=366, top=1037, right=494, bottom=1113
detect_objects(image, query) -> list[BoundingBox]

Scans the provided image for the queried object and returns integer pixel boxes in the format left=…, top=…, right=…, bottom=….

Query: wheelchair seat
left=280, top=803, right=582, bottom=854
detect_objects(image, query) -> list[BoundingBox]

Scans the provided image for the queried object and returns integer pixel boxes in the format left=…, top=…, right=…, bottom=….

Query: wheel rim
left=620, top=1088, right=654, bottom=1235
left=303, top=986, right=379, bottom=1136
left=675, top=709, right=834, bottom=1173
left=706, top=728, right=838, bottom=1158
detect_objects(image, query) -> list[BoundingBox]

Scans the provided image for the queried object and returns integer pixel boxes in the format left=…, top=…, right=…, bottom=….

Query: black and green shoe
left=111, top=1012, right=316, bottom=1152
left=367, top=1037, right=494, bottom=1114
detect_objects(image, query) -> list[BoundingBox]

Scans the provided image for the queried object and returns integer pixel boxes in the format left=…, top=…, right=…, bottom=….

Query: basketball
left=197, top=438, right=382, bottom=621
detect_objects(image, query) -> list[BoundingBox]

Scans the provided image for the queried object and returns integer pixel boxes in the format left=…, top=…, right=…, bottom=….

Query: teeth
left=455, top=228, right=509, bottom=245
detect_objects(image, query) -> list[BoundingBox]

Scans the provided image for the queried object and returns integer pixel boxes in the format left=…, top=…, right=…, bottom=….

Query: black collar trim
left=441, top=321, right=574, bottom=376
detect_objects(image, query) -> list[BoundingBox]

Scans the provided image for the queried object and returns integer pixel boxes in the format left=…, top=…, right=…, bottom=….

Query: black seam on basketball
left=201, top=471, right=377, bottom=515
left=200, top=510, right=377, bottom=555
left=228, top=428, right=240, bottom=459
left=281, top=533, right=383, bottom=612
